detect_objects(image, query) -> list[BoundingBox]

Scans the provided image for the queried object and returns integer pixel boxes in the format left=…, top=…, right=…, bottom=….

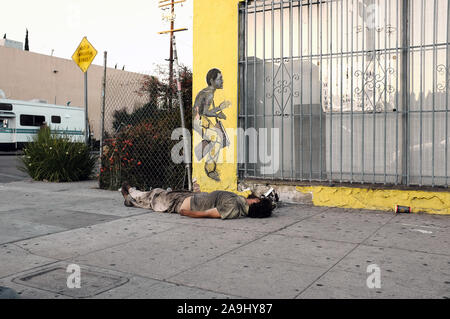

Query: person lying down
left=120, top=182, right=274, bottom=220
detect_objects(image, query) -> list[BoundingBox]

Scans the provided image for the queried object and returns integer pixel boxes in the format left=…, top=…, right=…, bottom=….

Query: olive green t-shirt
left=190, top=191, right=249, bottom=219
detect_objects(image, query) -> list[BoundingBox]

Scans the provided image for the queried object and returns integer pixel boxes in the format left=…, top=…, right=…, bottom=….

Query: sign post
left=72, top=37, right=98, bottom=145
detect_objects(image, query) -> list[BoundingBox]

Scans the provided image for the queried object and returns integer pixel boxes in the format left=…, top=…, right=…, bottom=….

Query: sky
left=1, top=0, right=193, bottom=74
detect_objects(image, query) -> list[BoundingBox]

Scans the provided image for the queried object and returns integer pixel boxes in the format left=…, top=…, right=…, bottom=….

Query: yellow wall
left=192, top=0, right=241, bottom=193
left=192, top=0, right=449, bottom=215
left=296, top=186, right=450, bottom=215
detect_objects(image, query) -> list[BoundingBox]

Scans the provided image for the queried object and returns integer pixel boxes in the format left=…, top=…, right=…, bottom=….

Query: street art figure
left=193, top=68, right=231, bottom=181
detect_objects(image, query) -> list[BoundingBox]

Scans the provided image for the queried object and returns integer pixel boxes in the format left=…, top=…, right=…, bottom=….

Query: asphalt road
left=0, top=154, right=30, bottom=183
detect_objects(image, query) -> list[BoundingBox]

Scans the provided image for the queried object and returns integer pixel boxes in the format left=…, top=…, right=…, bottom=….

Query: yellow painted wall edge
left=192, top=0, right=243, bottom=194
left=296, top=186, right=450, bottom=215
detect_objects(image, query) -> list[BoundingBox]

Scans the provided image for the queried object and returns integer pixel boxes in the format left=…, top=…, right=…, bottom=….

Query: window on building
left=239, top=0, right=450, bottom=186
left=0, top=103, right=13, bottom=111
left=20, top=115, right=46, bottom=127
left=51, top=116, right=61, bottom=124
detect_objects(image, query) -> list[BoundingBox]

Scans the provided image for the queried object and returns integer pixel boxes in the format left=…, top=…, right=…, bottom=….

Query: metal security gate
left=238, top=0, right=450, bottom=187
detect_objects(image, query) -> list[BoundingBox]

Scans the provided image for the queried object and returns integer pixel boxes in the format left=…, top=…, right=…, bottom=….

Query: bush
left=19, top=126, right=96, bottom=182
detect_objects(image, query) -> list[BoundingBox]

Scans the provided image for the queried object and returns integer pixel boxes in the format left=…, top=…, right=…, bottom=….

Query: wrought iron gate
left=238, top=0, right=450, bottom=187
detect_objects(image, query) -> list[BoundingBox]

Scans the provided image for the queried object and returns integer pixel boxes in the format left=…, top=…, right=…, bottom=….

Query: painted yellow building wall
left=297, top=186, right=450, bottom=215
left=192, top=0, right=242, bottom=193
left=192, top=0, right=448, bottom=215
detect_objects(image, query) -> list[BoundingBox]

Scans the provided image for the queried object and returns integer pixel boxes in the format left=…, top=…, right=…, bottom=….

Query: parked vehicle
left=0, top=98, right=85, bottom=150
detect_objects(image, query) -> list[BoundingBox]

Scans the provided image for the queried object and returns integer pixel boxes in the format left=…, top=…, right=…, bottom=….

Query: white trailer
left=0, top=98, right=85, bottom=149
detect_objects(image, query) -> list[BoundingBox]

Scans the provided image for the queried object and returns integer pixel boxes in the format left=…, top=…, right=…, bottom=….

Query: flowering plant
left=99, top=116, right=181, bottom=191
left=20, top=126, right=96, bottom=182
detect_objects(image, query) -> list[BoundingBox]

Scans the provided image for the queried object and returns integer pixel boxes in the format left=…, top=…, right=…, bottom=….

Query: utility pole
left=158, top=0, right=187, bottom=108
left=158, top=0, right=190, bottom=190
left=169, top=0, right=174, bottom=109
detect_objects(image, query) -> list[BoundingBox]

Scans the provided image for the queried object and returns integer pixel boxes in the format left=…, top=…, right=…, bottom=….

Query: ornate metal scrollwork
left=437, top=64, right=450, bottom=92
left=353, top=52, right=396, bottom=112
left=265, top=58, right=300, bottom=115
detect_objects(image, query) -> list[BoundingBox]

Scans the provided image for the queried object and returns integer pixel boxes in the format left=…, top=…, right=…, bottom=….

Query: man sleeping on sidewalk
left=120, top=182, right=274, bottom=220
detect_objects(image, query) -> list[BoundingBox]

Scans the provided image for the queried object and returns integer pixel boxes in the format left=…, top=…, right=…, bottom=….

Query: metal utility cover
left=13, top=266, right=128, bottom=298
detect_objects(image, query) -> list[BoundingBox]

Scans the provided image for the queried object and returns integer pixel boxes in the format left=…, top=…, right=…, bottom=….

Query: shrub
left=19, top=126, right=96, bottom=182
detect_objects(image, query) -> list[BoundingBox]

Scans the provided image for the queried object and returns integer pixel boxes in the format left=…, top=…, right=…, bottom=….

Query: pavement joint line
left=163, top=207, right=329, bottom=286
left=0, top=210, right=172, bottom=246
left=9, top=242, right=53, bottom=260
left=294, top=213, right=398, bottom=299
left=156, top=279, right=249, bottom=299
left=15, top=222, right=184, bottom=262
left=358, top=242, right=450, bottom=258
left=61, top=223, right=184, bottom=261
left=273, top=232, right=367, bottom=246
left=0, top=173, right=28, bottom=179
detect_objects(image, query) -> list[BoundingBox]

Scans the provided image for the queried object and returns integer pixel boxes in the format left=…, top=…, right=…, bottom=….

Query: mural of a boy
left=193, top=68, right=231, bottom=182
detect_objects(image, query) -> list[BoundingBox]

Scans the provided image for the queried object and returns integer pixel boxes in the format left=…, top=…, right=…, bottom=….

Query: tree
left=24, top=29, right=29, bottom=51
left=134, top=64, right=193, bottom=130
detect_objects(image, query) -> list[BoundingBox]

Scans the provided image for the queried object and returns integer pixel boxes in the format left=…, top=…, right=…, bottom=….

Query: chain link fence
left=99, top=66, right=192, bottom=191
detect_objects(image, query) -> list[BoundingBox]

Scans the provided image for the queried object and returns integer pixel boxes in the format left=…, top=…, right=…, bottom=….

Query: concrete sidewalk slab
left=0, top=261, right=129, bottom=299
left=278, top=209, right=394, bottom=244
left=1, top=179, right=449, bottom=299
left=2, top=180, right=98, bottom=193
left=364, top=221, right=450, bottom=256
left=15, top=216, right=179, bottom=260
left=228, top=234, right=357, bottom=269
left=391, top=212, right=450, bottom=228
left=59, top=197, right=144, bottom=218
left=0, top=218, right=66, bottom=245
left=0, top=208, right=118, bottom=229
left=330, top=245, right=450, bottom=298
left=296, top=269, right=430, bottom=299
left=169, top=254, right=329, bottom=299
left=0, top=259, right=237, bottom=299
left=72, top=224, right=265, bottom=280
left=0, top=278, right=70, bottom=299
left=124, top=280, right=237, bottom=299
left=130, top=204, right=325, bottom=234
left=12, top=265, right=128, bottom=298
left=0, top=244, right=57, bottom=278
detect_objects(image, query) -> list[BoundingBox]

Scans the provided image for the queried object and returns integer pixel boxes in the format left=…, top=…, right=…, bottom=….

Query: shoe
left=121, top=181, right=131, bottom=197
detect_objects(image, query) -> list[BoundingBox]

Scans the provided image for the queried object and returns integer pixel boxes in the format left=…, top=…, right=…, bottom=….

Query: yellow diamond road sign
left=72, top=37, right=98, bottom=73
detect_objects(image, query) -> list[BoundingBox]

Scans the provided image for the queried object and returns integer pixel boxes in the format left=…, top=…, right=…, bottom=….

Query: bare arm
left=179, top=208, right=221, bottom=219
left=203, top=101, right=230, bottom=119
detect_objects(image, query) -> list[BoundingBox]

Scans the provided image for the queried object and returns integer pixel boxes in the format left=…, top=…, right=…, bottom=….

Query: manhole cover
left=13, top=266, right=129, bottom=298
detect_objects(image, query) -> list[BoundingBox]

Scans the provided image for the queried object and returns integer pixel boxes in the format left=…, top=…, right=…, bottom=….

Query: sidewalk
left=0, top=180, right=449, bottom=299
